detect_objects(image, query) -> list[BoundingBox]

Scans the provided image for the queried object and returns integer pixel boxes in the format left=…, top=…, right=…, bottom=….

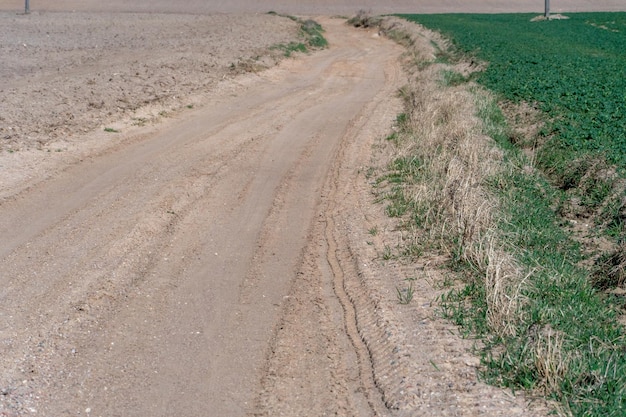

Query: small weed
left=104, top=127, right=119, bottom=133
left=385, top=131, right=399, bottom=143
left=395, top=112, right=409, bottom=128
left=381, top=245, right=394, bottom=260
left=440, top=273, right=457, bottom=289
left=368, top=226, right=379, bottom=236
left=396, top=281, right=415, bottom=304
left=186, top=104, right=194, bottom=109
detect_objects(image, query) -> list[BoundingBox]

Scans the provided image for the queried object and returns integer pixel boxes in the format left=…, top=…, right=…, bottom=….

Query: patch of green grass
left=440, top=69, right=471, bottom=86
left=268, top=14, right=328, bottom=57
left=601, top=196, right=626, bottom=239
left=272, top=42, right=307, bottom=57
left=475, top=94, right=512, bottom=151
left=300, top=19, right=328, bottom=48
left=375, top=154, right=429, bottom=220
left=438, top=280, right=489, bottom=336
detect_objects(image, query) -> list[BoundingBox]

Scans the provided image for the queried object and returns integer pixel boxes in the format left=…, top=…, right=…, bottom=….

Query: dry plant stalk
left=379, top=17, right=526, bottom=338
left=531, top=324, right=569, bottom=395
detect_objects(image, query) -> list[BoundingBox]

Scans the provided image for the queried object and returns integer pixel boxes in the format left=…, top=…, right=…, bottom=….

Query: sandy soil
left=3, top=2, right=620, bottom=416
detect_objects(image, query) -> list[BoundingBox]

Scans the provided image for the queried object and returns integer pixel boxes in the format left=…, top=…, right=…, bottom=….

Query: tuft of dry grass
left=347, top=9, right=381, bottom=29
left=530, top=324, right=570, bottom=395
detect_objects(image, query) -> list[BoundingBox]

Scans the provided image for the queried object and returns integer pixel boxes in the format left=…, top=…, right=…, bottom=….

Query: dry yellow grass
left=377, top=17, right=527, bottom=339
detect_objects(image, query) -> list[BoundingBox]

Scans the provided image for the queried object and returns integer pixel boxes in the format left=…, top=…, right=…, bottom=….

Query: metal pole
left=25, top=0, right=30, bottom=14
left=545, top=0, right=550, bottom=18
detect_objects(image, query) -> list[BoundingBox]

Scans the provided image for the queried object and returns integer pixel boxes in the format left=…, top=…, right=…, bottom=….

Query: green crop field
left=395, top=13, right=626, bottom=416
left=401, top=13, right=626, bottom=170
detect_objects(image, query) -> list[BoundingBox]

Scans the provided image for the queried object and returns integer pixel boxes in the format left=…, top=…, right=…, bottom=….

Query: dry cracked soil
left=1, top=1, right=625, bottom=416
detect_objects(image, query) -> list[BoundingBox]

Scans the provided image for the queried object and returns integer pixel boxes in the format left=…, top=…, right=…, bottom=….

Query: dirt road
left=0, top=17, right=400, bottom=416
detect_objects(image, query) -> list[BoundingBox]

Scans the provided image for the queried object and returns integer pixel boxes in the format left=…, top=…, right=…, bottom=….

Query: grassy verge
left=453, top=95, right=626, bottom=417
left=268, top=12, right=328, bottom=57
left=353, top=13, right=626, bottom=416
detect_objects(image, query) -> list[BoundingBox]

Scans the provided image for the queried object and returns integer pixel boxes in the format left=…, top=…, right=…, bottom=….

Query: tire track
left=324, top=199, right=390, bottom=416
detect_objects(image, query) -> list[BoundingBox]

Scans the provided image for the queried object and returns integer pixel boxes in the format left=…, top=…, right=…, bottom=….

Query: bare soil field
left=0, top=10, right=301, bottom=194
left=1, top=2, right=624, bottom=417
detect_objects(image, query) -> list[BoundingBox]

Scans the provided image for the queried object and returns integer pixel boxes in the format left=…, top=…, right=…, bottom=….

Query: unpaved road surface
left=0, top=16, right=403, bottom=417
left=1, top=10, right=554, bottom=417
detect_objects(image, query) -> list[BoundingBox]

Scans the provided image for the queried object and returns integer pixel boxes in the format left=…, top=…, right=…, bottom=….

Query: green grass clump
left=272, top=42, right=307, bottom=57
left=268, top=13, right=328, bottom=56
left=440, top=69, right=472, bottom=87
left=300, top=19, right=328, bottom=48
